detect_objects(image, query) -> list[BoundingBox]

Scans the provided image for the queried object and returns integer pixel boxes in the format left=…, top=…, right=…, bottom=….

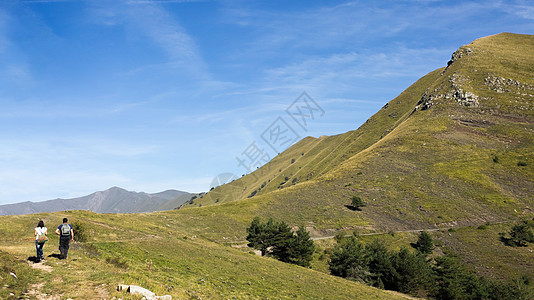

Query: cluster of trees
left=329, top=232, right=531, bottom=299
left=246, top=217, right=315, bottom=267
left=501, top=220, right=534, bottom=247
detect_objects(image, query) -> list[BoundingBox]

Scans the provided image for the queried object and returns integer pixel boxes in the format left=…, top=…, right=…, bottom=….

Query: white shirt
left=35, top=227, right=47, bottom=240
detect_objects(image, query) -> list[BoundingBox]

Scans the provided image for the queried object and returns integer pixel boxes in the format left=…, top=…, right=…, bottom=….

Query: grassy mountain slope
left=0, top=211, right=404, bottom=299
left=186, top=33, right=533, bottom=232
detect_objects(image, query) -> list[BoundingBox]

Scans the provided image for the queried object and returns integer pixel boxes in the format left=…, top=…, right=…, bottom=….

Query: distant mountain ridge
left=0, top=187, right=196, bottom=215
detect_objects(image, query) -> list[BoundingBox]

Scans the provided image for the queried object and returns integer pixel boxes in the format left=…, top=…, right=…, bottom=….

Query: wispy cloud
left=258, top=47, right=449, bottom=99
left=89, top=0, right=208, bottom=78
left=498, top=0, right=534, bottom=20
left=0, top=8, right=37, bottom=89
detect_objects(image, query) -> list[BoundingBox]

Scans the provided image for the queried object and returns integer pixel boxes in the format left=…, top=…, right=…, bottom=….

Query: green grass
left=0, top=211, right=405, bottom=299
left=0, top=250, right=37, bottom=299
left=435, top=222, right=534, bottom=282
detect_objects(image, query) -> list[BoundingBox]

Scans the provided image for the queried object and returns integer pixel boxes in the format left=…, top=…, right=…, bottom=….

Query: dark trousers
left=59, top=237, right=70, bottom=259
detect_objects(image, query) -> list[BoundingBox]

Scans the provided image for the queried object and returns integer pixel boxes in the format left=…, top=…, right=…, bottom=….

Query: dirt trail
left=310, top=220, right=513, bottom=241
left=28, top=261, right=53, bottom=273
left=22, top=282, right=61, bottom=300
left=311, top=228, right=443, bottom=241
left=23, top=263, right=58, bottom=300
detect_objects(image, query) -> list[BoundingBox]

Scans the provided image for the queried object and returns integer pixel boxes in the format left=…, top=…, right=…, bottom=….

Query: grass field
left=0, top=211, right=408, bottom=299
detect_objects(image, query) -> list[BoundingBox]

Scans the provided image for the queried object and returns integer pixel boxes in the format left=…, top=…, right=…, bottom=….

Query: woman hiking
left=34, top=220, right=48, bottom=261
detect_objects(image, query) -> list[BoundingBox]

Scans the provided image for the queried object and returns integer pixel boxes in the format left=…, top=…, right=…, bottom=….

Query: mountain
left=0, top=33, right=532, bottom=299
left=0, top=187, right=196, bottom=215
left=186, top=32, right=534, bottom=232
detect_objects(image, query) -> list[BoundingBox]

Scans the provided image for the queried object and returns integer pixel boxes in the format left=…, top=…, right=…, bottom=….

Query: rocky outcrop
left=441, top=46, right=473, bottom=75
left=447, top=47, right=473, bottom=66
left=415, top=73, right=479, bottom=111
left=484, top=75, right=534, bottom=97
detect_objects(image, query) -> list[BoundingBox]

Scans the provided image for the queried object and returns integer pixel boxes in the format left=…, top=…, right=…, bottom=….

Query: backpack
left=61, top=224, right=71, bottom=237
left=36, top=227, right=48, bottom=243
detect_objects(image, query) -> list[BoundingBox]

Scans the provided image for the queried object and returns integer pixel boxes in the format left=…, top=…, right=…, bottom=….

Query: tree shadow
left=344, top=205, right=361, bottom=211
left=500, top=236, right=526, bottom=247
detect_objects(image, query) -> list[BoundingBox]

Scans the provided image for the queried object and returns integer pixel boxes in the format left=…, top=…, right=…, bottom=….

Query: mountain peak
left=0, top=187, right=197, bottom=215
left=189, top=33, right=534, bottom=234
left=107, top=186, right=128, bottom=192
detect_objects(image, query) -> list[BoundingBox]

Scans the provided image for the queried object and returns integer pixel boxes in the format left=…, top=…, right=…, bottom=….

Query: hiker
left=34, top=220, right=48, bottom=261
left=55, top=218, right=74, bottom=259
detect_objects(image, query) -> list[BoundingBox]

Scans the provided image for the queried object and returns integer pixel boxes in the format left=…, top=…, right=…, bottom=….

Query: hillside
left=0, top=187, right=195, bottom=215
left=1, top=33, right=533, bottom=299
left=0, top=211, right=405, bottom=299
left=186, top=32, right=533, bottom=232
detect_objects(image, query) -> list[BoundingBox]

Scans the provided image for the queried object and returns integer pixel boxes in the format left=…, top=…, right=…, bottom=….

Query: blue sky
left=0, top=0, right=533, bottom=204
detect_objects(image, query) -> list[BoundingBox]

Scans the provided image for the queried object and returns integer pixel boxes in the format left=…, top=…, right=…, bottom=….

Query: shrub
left=508, top=223, right=534, bottom=247
left=71, top=221, right=88, bottom=242
left=334, top=232, right=346, bottom=243
left=247, top=190, right=258, bottom=198
left=105, top=257, right=129, bottom=269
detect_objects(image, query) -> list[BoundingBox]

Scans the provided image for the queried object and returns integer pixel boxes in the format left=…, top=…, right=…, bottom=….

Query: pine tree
left=329, top=235, right=369, bottom=281
left=350, top=196, right=366, bottom=210
left=365, top=239, right=398, bottom=290
left=246, top=217, right=278, bottom=256
left=390, top=248, right=434, bottom=295
left=270, top=221, right=294, bottom=262
left=288, top=227, right=315, bottom=267
left=414, top=231, right=433, bottom=255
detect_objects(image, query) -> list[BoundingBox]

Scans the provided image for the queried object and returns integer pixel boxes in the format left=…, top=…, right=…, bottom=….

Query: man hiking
left=55, top=218, right=74, bottom=259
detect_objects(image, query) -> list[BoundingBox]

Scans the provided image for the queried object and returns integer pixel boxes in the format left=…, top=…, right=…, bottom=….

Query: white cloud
left=257, top=47, right=450, bottom=100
